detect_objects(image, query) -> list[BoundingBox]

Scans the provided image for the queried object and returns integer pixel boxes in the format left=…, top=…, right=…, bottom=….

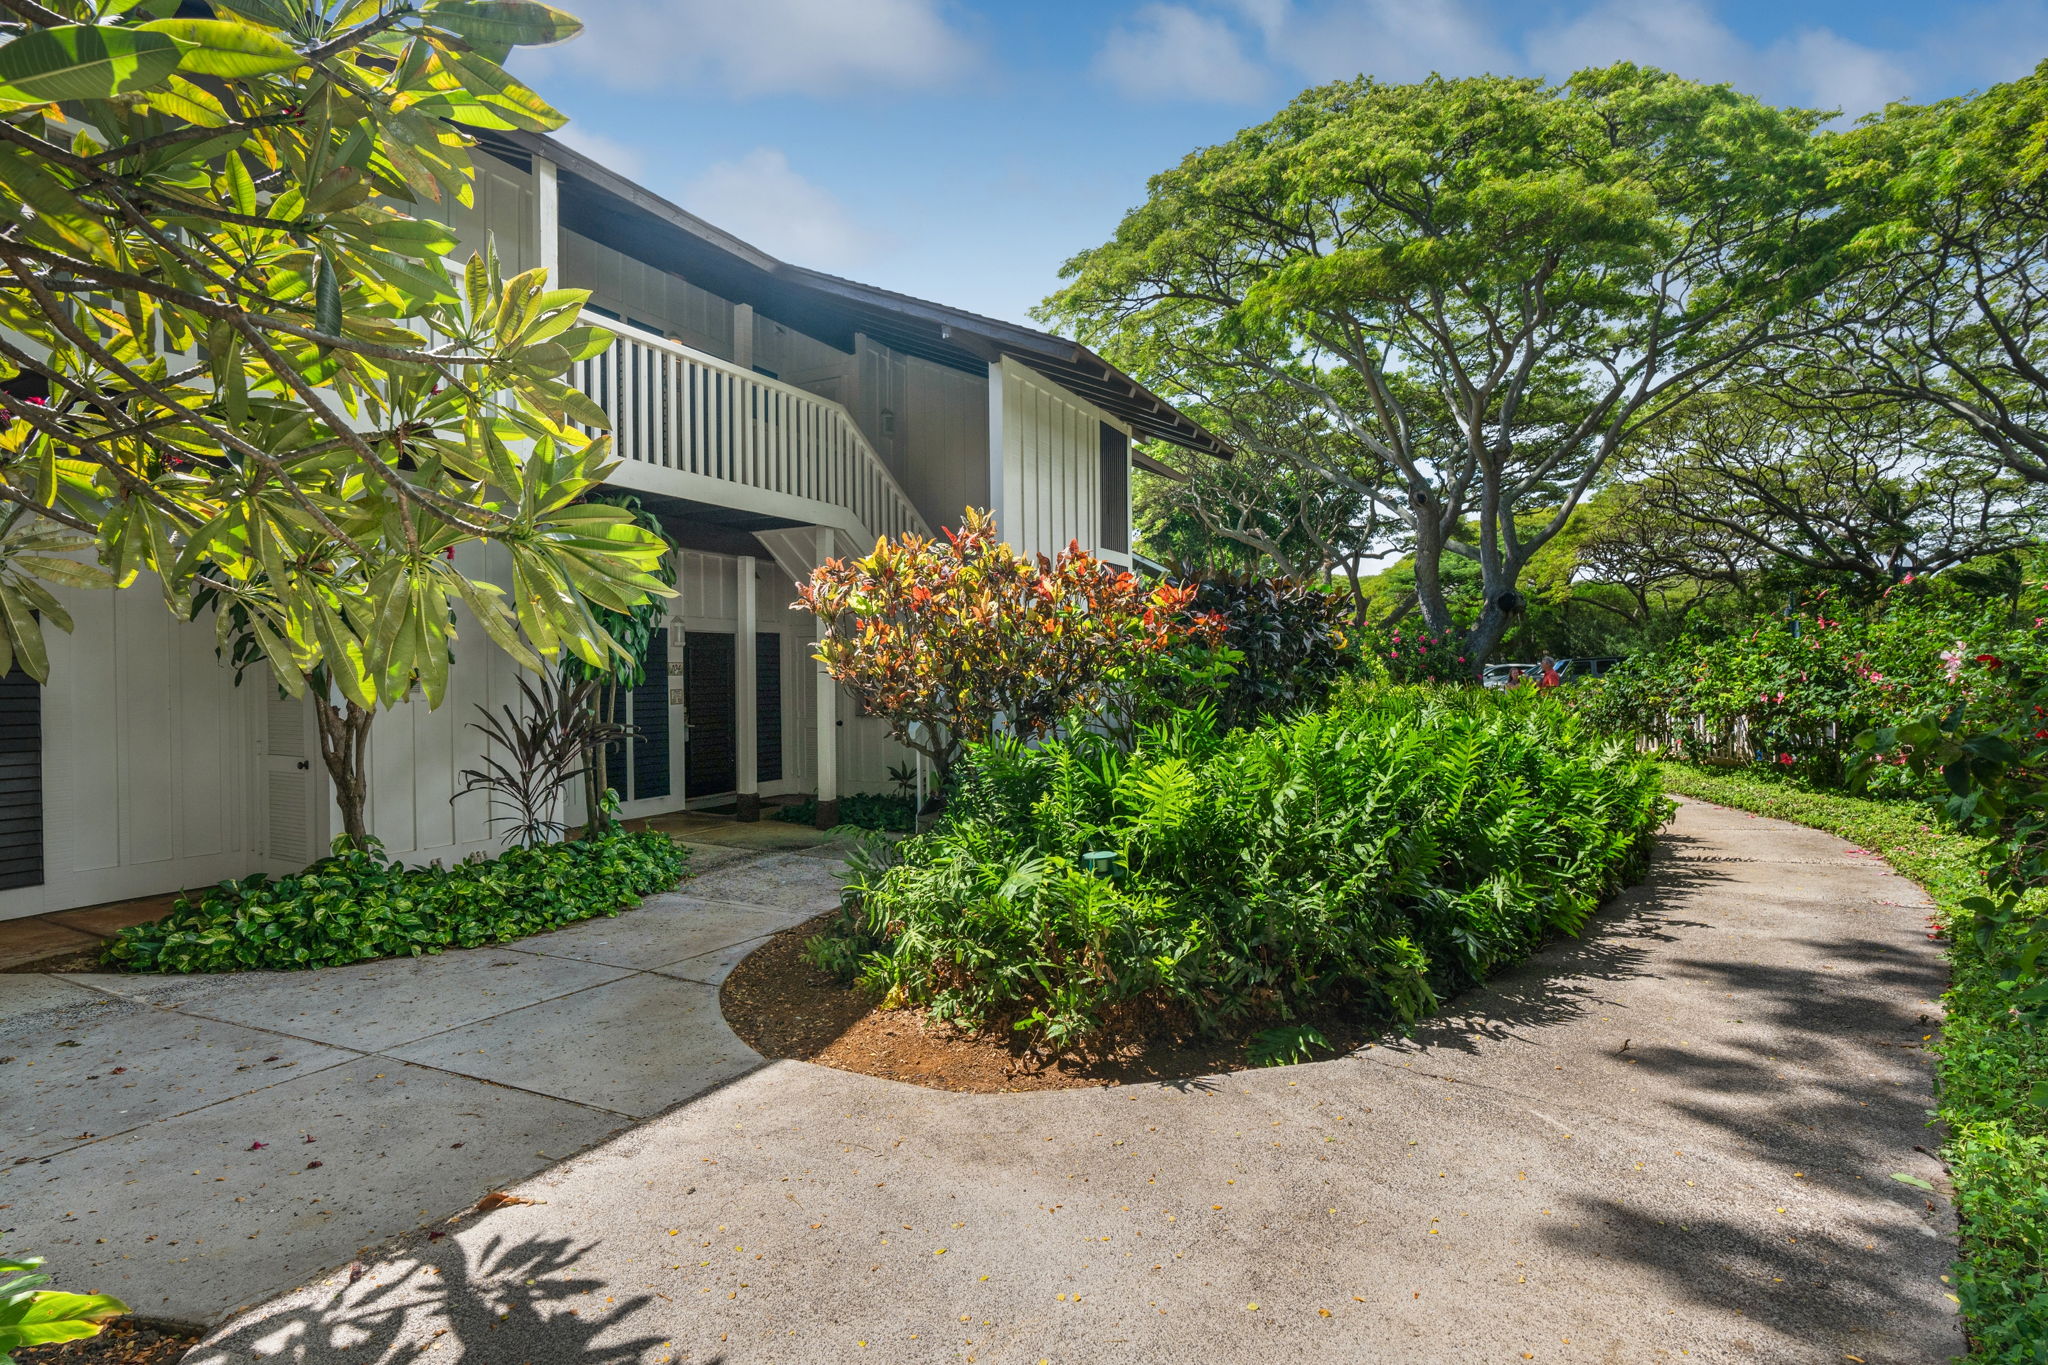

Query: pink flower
left=1778, top=753, right=1794, bottom=765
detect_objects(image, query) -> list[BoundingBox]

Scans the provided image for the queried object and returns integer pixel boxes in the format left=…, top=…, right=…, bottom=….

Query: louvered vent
left=266, top=691, right=307, bottom=759
left=0, top=670, right=42, bottom=890
left=266, top=770, right=312, bottom=864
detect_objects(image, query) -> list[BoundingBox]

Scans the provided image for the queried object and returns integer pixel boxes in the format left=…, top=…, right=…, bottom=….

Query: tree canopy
left=1043, top=64, right=1846, bottom=670
left=0, top=0, right=671, bottom=709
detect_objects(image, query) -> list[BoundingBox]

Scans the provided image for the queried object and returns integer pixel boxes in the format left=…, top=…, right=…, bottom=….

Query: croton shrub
left=796, top=508, right=1224, bottom=787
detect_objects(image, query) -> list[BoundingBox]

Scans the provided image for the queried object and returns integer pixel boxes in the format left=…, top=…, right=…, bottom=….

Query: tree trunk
left=1462, top=574, right=1525, bottom=673
left=1407, top=491, right=1455, bottom=635
left=582, top=682, right=617, bottom=837
left=313, top=696, right=375, bottom=852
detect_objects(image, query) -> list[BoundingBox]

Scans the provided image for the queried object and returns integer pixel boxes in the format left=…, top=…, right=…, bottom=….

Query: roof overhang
left=495, top=131, right=1230, bottom=463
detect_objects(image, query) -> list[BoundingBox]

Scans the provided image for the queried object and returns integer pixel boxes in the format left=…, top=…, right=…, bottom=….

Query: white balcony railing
left=570, top=317, right=927, bottom=547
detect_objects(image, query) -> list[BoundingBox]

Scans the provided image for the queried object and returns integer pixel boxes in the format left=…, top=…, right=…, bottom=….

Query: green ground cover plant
left=105, top=831, right=689, bottom=974
left=814, top=686, right=1664, bottom=1053
left=776, top=793, right=918, bottom=834
left=1660, top=764, right=2047, bottom=1362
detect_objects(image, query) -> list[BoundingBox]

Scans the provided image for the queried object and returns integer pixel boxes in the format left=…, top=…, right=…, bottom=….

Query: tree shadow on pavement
left=1535, top=1187, right=1958, bottom=1359
left=193, top=1231, right=681, bottom=1365
left=1371, top=852, right=1721, bottom=1057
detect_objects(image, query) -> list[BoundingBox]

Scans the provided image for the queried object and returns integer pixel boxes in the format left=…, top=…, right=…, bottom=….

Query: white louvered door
left=261, top=689, right=324, bottom=869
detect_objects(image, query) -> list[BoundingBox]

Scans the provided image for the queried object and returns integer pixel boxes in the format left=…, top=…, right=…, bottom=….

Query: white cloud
left=679, top=148, right=886, bottom=273
left=549, top=124, right=645, bottom=181
left=1525, top=0, right=1911, bottom=117
left=1525, top=0, right=1748, bottom=84
left=1258, top=0, right=1514, bottom=85
left=1096, top=4, right=1269, bottom=102
left=1774, top=29, right=1912, bottom=119
left=550, top=0, right=977, bottom=97
left=1093, top=0, right=1518, bottom=105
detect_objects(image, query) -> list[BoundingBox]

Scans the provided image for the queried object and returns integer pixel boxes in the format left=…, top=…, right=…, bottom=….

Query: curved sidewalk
left=16, top=799, right=1961, bottom=1362
left=193, top=797, right=1959, bottom=1363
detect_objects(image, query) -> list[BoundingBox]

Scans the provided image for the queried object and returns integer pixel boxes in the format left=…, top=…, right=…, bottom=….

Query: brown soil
left=17, top=1319, right=199, bottom=1365
left=720, top=914, right=1372, bottom=1093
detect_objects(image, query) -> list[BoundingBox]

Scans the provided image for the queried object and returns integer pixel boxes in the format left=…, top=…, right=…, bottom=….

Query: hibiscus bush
left=1363, top=622, right=1475, bottom=684
left=1577, top=578, right=2048, bottom=795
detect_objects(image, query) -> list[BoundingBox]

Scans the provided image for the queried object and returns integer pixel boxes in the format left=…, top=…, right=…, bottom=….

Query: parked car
left=1480, top=657, right=1622, bottom=688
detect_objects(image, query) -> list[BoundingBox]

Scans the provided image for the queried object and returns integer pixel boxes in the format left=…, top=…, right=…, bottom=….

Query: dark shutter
left=629, top=628, right=671, bottom=801
left=755, top=632, right=782, bottom=783
left=1099, top=422, right=1130, bottom=553
left=0, top=669, right=42, bottom=890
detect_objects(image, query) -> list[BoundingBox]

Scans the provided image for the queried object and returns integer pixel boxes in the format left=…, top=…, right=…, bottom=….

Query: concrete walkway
left=0, top=817, right=858, bottom=1324
left=10, top=800, right=1958, bottom=1362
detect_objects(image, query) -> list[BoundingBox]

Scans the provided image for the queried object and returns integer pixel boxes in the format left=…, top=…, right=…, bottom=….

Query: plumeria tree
left=796, top=507, right=1220, bottom=790
left=0, top=0, right=673, bottom=845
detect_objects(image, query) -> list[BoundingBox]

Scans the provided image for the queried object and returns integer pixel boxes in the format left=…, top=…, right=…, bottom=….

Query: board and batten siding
left=0, top=577, right=260, bottom=922
left=991, top=358, right=1125, bottom=561
left=559, top=230, right=735, bottom=362
left=428, top=151, right=540, bottom=276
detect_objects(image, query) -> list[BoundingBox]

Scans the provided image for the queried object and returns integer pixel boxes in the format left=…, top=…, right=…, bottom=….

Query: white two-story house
left=0, top=129, right=1229, bottom=921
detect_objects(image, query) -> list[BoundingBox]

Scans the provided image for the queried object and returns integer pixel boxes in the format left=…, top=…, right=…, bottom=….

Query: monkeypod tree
left=796, top=507, right=1221, bottom=790
left=1043, top=64, right=1845, bottom=671
left=1631, top=393, right=2048, bottom=595
left=0, top=0, right=674, bottom=846
left=1802, top=59, right=2048, bottom=484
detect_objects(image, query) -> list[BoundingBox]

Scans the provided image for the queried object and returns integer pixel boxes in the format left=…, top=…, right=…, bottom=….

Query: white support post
left=733, top=303, right=755, bottom=372
left=735, top=557, right=760, bottom=820
left=986, top=358, right=1006, bottom=532
left=813, top=526, right=838, bottom=828
left=534, top=155, right=559, bottom=280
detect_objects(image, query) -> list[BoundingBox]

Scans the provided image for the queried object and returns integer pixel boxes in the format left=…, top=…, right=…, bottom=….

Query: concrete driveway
left=7, top=801, right=1959, bottom=1363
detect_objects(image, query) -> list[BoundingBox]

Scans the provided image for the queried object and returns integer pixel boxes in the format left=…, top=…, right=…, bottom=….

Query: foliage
left=1578, top=579, right=2048, bottom=793
left=453, top=671, right=628, bottom=846
left=1043, top=64, right=1844, bottom=667
left=0, top=0, right=673, bottom=710
left=796, top=507, right=1222, bottom=787
left=561, top=495, right=677, bottom=833
left=0, top=1247, right=124, bottom=1362
left=1799, top=58, right=2048, bottom=485
left=1861, top=647, right=2048, bottom=1026
left=775, top=792, right=915, bottom=834
left=1658, top=764, right=2047, bottom=1363
left=1360, top=621, right=1474, bottom=685
left=1172, top=569, right=1353, bottom=729
left=1247, top=1024, right=1331, bottom=1068
left=106, top=830, right=688, bottom=973
left=1630, top=394, right=2046, bottom=591
left=817, top=685, right=1663, bottom=1053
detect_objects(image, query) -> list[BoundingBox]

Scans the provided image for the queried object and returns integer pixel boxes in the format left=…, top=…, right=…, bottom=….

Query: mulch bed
left=720, top=913, right=1372, bottom=1092
left=17, top=1320, right=199, bottom=1365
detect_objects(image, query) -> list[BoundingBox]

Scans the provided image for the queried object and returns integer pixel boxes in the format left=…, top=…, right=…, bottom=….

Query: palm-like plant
left=454, top=673, right=631, bottom=846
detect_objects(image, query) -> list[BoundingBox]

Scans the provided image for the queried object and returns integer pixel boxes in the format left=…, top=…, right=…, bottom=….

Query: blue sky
left=513, top=0, right=2048, bottom=329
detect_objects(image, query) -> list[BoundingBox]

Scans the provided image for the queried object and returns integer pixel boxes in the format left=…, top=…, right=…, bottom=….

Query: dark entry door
left=627, top=628, right=670, bottom=803
left=684, top=631, right=737, bottom=799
